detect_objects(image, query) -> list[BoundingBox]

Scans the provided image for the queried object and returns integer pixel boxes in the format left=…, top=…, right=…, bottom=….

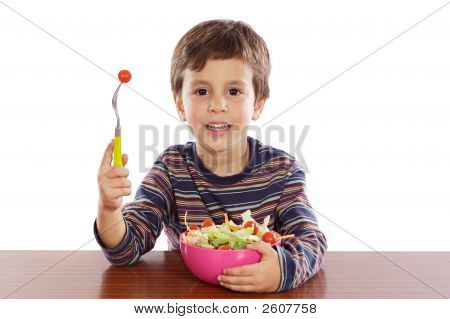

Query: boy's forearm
left=275, top=226, right=327, bottom=292
left=96, top=204, right=127, bottom=249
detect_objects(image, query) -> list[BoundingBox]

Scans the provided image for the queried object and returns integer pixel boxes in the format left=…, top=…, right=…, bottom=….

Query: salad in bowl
left=181, top=210, right=293, bottom=250
left=179, top=210, right=294, bottom=285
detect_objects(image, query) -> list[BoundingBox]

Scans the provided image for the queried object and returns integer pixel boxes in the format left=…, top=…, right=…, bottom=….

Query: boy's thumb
left=122, top=153, right=129, bottom=166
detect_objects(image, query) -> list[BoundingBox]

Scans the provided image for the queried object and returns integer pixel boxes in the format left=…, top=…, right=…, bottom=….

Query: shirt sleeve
left=93, top=155, right=174, bottom=266
left=273, top=164, right=328, bottom=292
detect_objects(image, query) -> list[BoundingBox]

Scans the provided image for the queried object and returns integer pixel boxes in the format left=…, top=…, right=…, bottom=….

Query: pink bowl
left=179, top=233, right=281, bottom=285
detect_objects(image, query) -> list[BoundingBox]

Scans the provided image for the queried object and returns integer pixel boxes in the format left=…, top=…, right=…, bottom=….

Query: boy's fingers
left=122, top=153, right=128, bottom=166
left=223, top=263, right=258, bottom=276
left=106, top=166, right=129, bottom=179
left=100, top=140, right=114, bottom=168
left=246, top=240, right=273, bottom=256
left=105, top=188, right=132, bottom=199
left=109, top=177, right=131, bottom=188
left=219, top=274, right=254, bottom=286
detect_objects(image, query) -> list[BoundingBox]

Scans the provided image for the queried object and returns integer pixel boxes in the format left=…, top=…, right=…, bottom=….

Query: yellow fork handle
left=113, top=135, right=123, bottom=167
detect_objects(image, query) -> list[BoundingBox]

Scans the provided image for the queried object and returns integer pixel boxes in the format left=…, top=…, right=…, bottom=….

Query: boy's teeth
left=207, top=124, right=229, bottom=129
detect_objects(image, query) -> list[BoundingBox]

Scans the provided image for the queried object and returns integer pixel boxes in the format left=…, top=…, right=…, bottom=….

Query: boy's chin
left=199, top=139, right=229, bottom=153
left=197, top=136, right=238, bottom=153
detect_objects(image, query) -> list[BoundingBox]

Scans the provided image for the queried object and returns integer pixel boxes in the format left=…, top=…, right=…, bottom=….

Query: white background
left=0, top=0, right=449, bottom=251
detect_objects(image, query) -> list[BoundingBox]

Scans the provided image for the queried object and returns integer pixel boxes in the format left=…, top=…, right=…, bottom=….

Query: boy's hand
left=218, top=241, right=281, bottom=293
left=97, top=140, right=131, bottom=213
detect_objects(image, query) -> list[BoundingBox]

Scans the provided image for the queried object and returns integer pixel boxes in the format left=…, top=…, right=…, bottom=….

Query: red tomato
left=270, top=230, right=281, bottom=242
left=188, top=224, right=200, bottom=231
left=218, top=245, right=231, bottom=250
left=118, top=70, right=132, bottom=83
left=201, top=219, right=215, bottom=228
left=183, top=230, right=195, bottom=236
left=262, top=231, right=277, bottom=245
left=243, top=221, right=258, bottom=235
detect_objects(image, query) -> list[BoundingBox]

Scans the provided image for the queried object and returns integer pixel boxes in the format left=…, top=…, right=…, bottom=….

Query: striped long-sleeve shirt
left=93, top=136, right=328, bottom=292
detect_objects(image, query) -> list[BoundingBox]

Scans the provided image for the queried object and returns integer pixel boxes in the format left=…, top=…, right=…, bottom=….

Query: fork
left=112, top=82, right=123, bottom=166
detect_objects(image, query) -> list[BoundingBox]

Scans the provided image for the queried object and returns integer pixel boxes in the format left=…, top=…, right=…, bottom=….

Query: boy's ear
left=173, top=91, right=186, bottom=121
left=252, top=98, right=266, bottom=120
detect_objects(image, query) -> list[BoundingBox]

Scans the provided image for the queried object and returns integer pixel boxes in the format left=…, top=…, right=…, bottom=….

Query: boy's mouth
left=204, top=122, right=232, bottom=136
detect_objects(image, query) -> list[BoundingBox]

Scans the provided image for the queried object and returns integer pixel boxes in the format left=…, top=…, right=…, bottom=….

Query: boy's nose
left=208, top=96, right=227, bottom=112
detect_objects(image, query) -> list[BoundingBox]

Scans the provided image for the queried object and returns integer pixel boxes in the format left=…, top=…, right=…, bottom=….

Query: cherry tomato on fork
left=118, top=70, right=132, bottom=83
left=201, top=219, right=215, bottom=228
left=243, top=221, right=259, bottom=235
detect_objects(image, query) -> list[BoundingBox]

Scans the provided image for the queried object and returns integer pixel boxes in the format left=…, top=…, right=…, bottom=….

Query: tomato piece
left=270, top=230, right=281, bottom=242
left=201, top=219, right=215, bottom=228
left=188, top=224, right=200, bottom=231
left=243, top=221, right=258, bottom=235
left=183, top=230, right=195, bottom=237
left=218, top=245, right=231, bottom=250
left=262, top=231, right=277, bottom=245
left=118, top=70, right=132, bottom=83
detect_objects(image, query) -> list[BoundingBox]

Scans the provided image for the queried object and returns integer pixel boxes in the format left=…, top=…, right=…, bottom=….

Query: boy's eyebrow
left=190, top=79, right=248, bottom=86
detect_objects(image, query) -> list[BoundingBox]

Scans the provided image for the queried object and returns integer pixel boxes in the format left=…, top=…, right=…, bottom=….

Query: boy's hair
left=170, top=19, right=271, bottom=102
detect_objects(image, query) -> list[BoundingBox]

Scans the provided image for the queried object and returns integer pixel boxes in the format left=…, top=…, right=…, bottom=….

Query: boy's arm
left=93, top=159, right=174, bottom=266
left=274, top=165, right=328, bottom=292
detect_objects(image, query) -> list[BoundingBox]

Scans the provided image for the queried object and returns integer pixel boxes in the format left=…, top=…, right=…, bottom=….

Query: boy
left=95, top=19, right=327, bottom=293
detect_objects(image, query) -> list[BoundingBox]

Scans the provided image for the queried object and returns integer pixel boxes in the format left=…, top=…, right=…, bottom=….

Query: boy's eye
left=229, top=88, right=242, bottom=96
left=194, top=89, right=209, bottom=96
left=194, top=88, right=242, bottom=96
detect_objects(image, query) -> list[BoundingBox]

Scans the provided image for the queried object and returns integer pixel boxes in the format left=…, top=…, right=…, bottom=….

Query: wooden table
left=1, top=251, right=449, bottom=299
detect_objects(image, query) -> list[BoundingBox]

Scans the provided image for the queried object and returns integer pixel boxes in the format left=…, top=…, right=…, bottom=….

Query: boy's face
left=173, top=58, right=265, bottom=153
